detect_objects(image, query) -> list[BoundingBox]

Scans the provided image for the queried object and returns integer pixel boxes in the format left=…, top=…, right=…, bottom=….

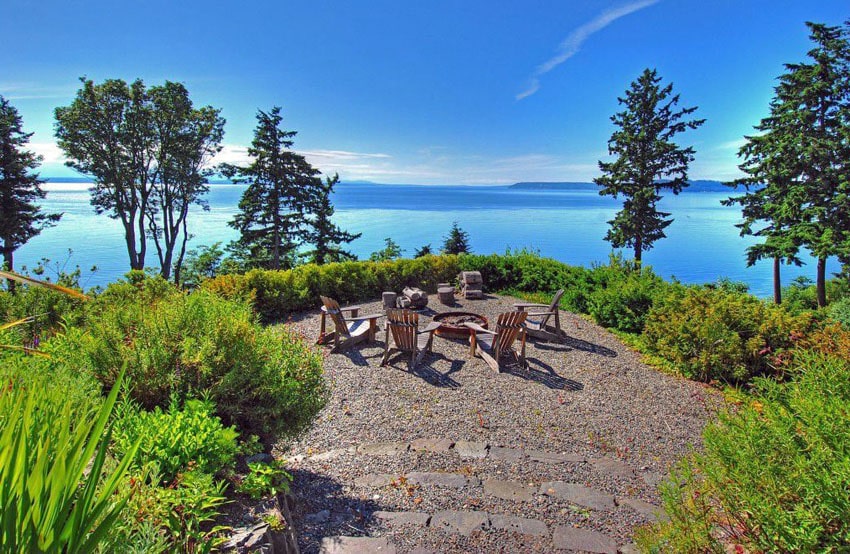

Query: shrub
left=112, top=398, right=239, bottom=483
left=238, top=460, right=292, bottom=499
left=827, top=296, right=850, bottom=329
left=585, top=256, right=666, bottom=333
left=638, top=353, right=850, bottom=552
left=643, top=286, right=811, bottom=383
left=66, top=280, right=326, bottom=437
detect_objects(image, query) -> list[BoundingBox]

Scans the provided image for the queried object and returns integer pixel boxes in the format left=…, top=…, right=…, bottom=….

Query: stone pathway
left=288, top=438, right=665, bottom=553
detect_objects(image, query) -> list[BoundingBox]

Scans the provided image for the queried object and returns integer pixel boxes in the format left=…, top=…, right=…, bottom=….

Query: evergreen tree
left=756, top=22, right=850, bottom=308
left=224, top=107, right=319, bottom=270
left=594, top=69, right=705, bottom=264
left=413, top=244, right=432, bottom=258
left=369, top=238, right=403, bottom=261
left=0, top=96, right=61, bottom=288
left=302, top=174, right=361, bottom=265
left=441, top=222, right=470, bottom=254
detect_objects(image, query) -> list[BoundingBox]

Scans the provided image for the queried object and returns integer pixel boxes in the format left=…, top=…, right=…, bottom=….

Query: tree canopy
left=0, top=96, right=61, bottom=283
left=595, top=68, right=705, bottom=264
left=441, top=222, right=471, bottom=255
left=302, top=174, right=361, bottom=265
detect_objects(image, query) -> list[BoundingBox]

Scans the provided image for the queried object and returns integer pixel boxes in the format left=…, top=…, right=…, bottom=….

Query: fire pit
left=433, top=312, right=489, bottom=340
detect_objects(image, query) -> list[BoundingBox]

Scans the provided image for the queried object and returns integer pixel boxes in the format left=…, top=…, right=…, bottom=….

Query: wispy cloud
left=516, top=0, right=659, bottom=100
left=0, top=82, right=77, bottom=101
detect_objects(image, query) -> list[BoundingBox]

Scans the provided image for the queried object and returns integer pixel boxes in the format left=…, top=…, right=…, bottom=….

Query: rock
left=246, top=453, right=274, bottom=465
left=225, top=522, right=271, bottom=551
left=539, top=482, right=616, bottom=510
left=489, top=446, right=526, bottom=461
left=429, top=510, right=491, bottom=536
left=356, top=442, right=409, bottom=456
left=354, top=473, right=396, bottom=488
left=410, top=438, right=455, bottom=453
left=619, top=543, right=641, bottom=554
left=552, top=525, right=618, bottom=553
left=372, top=511, right=431, bottom=527
left=526, top=449, right=586, bottom=464
left=406, top=472, right=470, bottom=488
left=489, top=514, right=548, bottom=536
left=618, top=498, right=666, bottom=522
left=453, top=441, right=488, bottom=459
left=483, top=479, right=535, bottom=502
left=320, top=536, right=396, bottom=553
left=592, top=457, right=636, bottom=479
left=305, top=509, right=331, bottom=524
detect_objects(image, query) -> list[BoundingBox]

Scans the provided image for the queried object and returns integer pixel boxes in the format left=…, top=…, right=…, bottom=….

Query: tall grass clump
left=637, top=352, right=850, bottom=552
left=0, top=362, right=138, bottom=552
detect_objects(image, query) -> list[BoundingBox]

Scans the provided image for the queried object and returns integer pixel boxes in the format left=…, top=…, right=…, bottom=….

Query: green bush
left=65, top=278, right=326, bottom=437
left=638, top=353, right=850, bottom=552
left=585, top=256, right=666, bottom=333
left=112, top=398, right=239, bottom=483
left=643, top=286, right=811, bottom=383
left=238, top=460, right=292, bottom=499
left=827, top=296, right=850, bottom=329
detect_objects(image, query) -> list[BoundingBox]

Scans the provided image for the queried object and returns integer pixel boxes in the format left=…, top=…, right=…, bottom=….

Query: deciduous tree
left=595, top=69, right=705, bottom=265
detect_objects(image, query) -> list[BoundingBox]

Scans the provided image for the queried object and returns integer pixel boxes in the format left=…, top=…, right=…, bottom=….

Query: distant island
left=509, top=180, right=731, bottom=192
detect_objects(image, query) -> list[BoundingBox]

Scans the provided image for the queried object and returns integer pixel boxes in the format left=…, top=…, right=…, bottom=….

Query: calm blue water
left=17, top=182, right=839, bottom=297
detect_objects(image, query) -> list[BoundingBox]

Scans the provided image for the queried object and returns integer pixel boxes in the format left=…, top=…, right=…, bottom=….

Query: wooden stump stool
left=438, top=286, right=455, bottom=306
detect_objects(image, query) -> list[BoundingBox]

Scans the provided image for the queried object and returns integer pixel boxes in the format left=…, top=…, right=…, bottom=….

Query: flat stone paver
left=540, top=482, right=616, bottom=510
left=372, top=511, right=431, bottom=527
left=354, top=473, right=396, bottom=488
left=618, top=498, right=665, bottom=522
left=320, top=536, right=397, bottom=553
left=552, top=526, right=618, bottom=554
left=489, top=446, right=526, bottom=461
left=410, top=438, right=455, bottom=452
left=357, top=442, right=409, bottom=456
left=483, top=479, right=535, bottom=502
left=489, top=514, right=549, bottom=537
left=406, top=472, right=471, bottom=488
left=527, top=449, right=586, bottom=464
left=453, top=440, right=489, bottom=459
left=429, top=510, right=491, bottom=536
left=592, top=457, right=636, bottom=479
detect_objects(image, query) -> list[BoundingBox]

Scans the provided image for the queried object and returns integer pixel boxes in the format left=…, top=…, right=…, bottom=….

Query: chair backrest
left=538, top=289, right=565, bottom=326
left=495, top=311, right=527, bottom=354
left=386, top=309, right=419, bottom=352
left=320, top=295, right=351, bottom=338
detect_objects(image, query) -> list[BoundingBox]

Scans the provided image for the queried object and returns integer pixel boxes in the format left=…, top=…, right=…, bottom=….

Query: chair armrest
left=322, top=305, right=362, bottom=314
left=526, top=310, right=557, bottom=317
left=349, top=313, right=384, bottom=322
left=513, top=302, right=548, bottom=309
left=421, top=321, right=442, bottom=333
left=463, top=322, right=495, bottom=334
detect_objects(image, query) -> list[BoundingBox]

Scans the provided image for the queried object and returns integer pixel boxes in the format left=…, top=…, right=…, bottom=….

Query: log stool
left=438, top=286, right=455, bottom=306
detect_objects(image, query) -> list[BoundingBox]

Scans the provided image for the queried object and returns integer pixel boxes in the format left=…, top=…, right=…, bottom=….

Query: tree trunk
left=634, top=236, right=642, bottom=268
left=773, top=256, right=782, bottom=304
left=2, top=247, right=14, bottom=294
left=816, top=257, right=827, bottom=308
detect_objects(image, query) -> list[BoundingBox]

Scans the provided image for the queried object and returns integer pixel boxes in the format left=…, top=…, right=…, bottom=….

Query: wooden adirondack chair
left=317, top=296, right=383, bottom=351
left=513, top=289, right=566, bottom=343
left=381, top=309, right=441, bottom=369
left=465, top=311, right=527, bottom=372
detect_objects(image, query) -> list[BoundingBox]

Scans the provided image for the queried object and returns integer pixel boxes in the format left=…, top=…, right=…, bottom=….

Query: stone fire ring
left=433, top=312, right=489, bottom=340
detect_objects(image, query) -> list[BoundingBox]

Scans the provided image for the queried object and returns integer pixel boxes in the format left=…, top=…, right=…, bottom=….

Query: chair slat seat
left=513, top=289, right=566, bottom=343
left=317, top=296, right=382, bottom=351
left=381, top=309, right=439, bottom=369
left=465, top=310, right=527, bottom=372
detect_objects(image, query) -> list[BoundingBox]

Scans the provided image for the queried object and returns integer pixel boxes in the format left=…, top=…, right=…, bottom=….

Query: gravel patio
left=277, top=293, right=719, bottom=553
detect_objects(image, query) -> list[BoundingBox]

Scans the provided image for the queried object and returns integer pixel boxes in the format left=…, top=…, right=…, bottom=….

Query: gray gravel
left=276, top=293, right=720, bottom=553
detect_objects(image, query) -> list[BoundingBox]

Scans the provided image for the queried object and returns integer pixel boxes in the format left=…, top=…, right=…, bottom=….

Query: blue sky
left=1, top=1, right=847, bottom=184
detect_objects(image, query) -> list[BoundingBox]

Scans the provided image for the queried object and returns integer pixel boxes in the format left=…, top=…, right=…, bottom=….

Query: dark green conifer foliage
left=0, top=96, right=61, bottom=287
left=595, top=69, right=705, bottom=265
left=369, top=238, right=403, bottom=262
left=442, top=222, right=471, bottom=254
left=750, top=22, right=850, bottom=308
left=224, top=107, right=319, bottom=270
left=303, top=174, right=361, bottom=264
left=414, top=244, right=432, bottom=258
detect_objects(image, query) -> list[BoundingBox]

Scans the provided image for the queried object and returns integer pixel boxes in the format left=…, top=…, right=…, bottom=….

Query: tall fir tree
left=0, top=96, right=61, bottom=289
left=302, top=174, right=361, bottom=264
left=441, top=222, right=471, bottom=254
left=224, top=107, right=319, bottom=270
left=760, top=22, right=850, bottom=308
left=594, top=69, right=705, bottom=264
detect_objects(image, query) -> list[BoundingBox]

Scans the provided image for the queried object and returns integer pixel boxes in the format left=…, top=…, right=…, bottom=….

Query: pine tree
left=224, top=107, right=319, bottom=270
left=369, top=238, right=403, bottom=261
left=441, top=222, right=470, bottom=254
left=413, top=244, right=432, bottom=258
left=0, top=96, right=61, bottom=289
left=303, top=174, right=361, bottom=264
left=594, top=69, right=705, bottom=265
